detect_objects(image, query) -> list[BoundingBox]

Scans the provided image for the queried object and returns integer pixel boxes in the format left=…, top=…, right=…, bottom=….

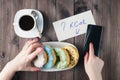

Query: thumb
left=84, top=52, right=89, bottom=65
left=29, top=67, right=40, bottom=71
left=89, top=42, right=95, bottom=58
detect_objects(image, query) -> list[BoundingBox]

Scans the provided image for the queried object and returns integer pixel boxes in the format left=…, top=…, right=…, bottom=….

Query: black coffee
left=19, top=15, right=34, bottom=31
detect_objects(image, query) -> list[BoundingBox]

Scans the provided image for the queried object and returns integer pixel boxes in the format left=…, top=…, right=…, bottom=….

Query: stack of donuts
left=33, top=45, right=79, bottom=69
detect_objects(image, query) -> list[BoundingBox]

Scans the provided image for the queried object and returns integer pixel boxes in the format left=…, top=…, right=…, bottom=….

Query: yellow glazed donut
left=64, top=45, right=79, bottom=67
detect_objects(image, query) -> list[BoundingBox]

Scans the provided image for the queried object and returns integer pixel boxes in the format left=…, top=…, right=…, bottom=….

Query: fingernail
left=90, top=42, right=92, bottom=45
left=40, top=48, right=44, bottom=51
left=37, top=69, right=40, bottom=71
left=34, top=38, right=38, bottom=41
left=37, top=47, right=44, bottom=51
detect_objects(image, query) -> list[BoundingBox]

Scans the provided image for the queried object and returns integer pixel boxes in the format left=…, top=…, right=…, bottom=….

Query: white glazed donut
left=33, top=51, right=47, bottom=68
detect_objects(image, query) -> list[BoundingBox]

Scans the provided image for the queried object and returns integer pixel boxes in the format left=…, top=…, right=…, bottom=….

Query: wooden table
left=0, top=0, right=120, bottom=80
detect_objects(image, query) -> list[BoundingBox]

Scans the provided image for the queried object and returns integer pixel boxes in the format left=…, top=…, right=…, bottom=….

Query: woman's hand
left=9, top=38, right=43, bottom=71
left=0, top=38, right=43, bottom=80
left=84, top=43, right=104, bottom=80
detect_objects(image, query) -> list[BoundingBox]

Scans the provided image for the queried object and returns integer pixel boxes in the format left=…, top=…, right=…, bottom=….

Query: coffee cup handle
left=13, top=23, right=17, bottom=26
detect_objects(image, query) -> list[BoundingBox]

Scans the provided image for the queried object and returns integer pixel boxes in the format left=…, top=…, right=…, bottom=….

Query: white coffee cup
left=13, top=10, right=37, bottom=32
left=13, top=9, right=43, bottom=38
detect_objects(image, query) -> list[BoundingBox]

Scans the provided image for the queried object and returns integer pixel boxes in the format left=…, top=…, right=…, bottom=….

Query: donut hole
left=55, top=55, right=60, bottom=65
left=33, top=56, right=38, bottom=61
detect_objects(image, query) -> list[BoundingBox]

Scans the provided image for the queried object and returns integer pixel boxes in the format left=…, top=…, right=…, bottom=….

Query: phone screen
left=83, top=25, right=102, bottom=56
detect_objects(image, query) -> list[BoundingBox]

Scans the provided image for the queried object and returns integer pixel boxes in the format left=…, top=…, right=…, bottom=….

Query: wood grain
left=83, top=0, right=113, bottom=80
left=0, top=0, right=120, bottom=80
left=37, top=0, right=56, bottom=80
left=74, top=0, right=89, bottom=80
left=55, top=0, right=74, bottom=80
left=9, top=0, right=38, bottom=80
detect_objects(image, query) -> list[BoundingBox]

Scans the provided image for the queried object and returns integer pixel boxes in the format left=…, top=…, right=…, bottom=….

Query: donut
left=54, top=48, right=70, bottom=69
left=43, top=46, right=56, bottom=69
left=64, top=45, right=79, bottom=67
left=33, top=51, right=47, bottom=68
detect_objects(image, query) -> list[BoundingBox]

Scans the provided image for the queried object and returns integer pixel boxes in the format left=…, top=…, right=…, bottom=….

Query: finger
left=27, top=43, right=43, bottom=54
left=25, top=38, right=39, bottom=50
left=22, top=39, right=32, bottom=50
left=89, top=42, right=95, bottom=58
left=25, top=39, right=32, bottom=46
left=29, top=67, right=40, bottom=71
left=84, top=52, right=89, bottom=65
left=28, top=38, right=39, bottom=46
left=28, top=47, right=43, bottom=61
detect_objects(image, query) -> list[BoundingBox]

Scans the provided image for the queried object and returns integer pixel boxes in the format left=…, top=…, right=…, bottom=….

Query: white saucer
left=13, top=9, right=43, bottom=38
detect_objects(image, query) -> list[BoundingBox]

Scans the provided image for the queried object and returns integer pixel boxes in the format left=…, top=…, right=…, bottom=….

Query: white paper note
left=53, top=10, right=96, bottom=41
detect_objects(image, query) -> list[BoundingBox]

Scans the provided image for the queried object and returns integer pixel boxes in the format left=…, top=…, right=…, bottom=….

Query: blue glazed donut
left=43, top=46, right=56, bottom=69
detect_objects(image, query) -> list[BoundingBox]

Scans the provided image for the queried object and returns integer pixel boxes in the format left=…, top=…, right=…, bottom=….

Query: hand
left=84, top=43, right=104, bottom=80
left=8, top=38, right=43, bottom=71
left=0, top=38, right=43, bottom=80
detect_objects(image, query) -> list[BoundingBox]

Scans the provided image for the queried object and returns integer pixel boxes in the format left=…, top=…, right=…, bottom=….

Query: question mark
left=61, top=22, right=66, bottom=31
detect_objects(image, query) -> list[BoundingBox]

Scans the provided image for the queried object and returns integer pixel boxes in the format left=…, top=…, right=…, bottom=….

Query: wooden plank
left=37, top=0, right=74, bottom=80
left=15, top=0, right=38, bottom=80
left=0, top=0, right=20, bottom=80
left=109, top=0, right=120, bottom=80
left=37, top=0, right=56, bottom=80
left=37, top=0, right=57, bottom=42
left=0, top=0, right=4, bottom=71
left=0, top=0, right=14, bottom=70
left=74, top=0, right=89, bottom=80
left=82, top=0, right=112, bottom=80
left=75, top=0, right=120, bottom=80
left=55, top=0, right=74, bottom=80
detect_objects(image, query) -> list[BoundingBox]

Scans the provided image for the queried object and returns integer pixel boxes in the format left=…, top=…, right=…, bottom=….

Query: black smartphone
left=83, top=24, right=102, bottom=56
